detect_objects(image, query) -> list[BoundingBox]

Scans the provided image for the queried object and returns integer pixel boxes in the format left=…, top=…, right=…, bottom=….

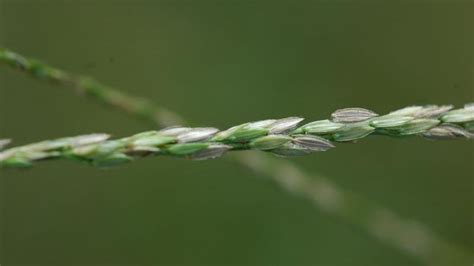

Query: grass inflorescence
left=2, top=47, right=473, bottom=264
left=1, top=104, right=472, bottom=168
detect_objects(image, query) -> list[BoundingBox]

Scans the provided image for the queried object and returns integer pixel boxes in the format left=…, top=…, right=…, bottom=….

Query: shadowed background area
left=0, top=0, right=473, bottom=265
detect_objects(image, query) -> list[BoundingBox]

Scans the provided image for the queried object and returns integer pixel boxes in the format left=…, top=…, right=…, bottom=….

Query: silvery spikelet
left=441, top=105, right=474, bottom=123
left=413, top=105, right=453, bottom=118
left=175, top=127, right=219, bottom=143
left=69, top=133, right=111, bottom=147
left=292, top=135, right=334, bottom=151
left=158, top=127, right=192, bottom=137
left=270, top=142, right=313, bottom=157
left=125, top=145, right=160, bottom=157
left=396, top=119, right=440, bottom=135
left=250, top=135, right=292, bottom=150
left=221, top=123, right=269, bottom=142
left=246, top=119, right=277, bottom=129
left=422, top=124, right=474, bottom=140
left=212, top=121, right=268, bottom=142
left=131, top=134, right=175, bottom=147
left=389, top=106, right=425, bottom=116
left=189, top=144, right=232, bottom=160
left=211, top=125, right=242, bottom=141
left=370, top=116, right=414, bottom=128
left=298, top=120, right=344, bottom=134
left=268, top=117, right=304, bottom=134
left=331, top=108, right=378, bottom=123
left=332, top=124, right=375, bottom=142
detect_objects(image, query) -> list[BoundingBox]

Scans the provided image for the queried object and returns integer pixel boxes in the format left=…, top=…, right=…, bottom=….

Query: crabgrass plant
left=1, top=47, right=473, bottom=264
left=0, top=104, right=473, bottom=168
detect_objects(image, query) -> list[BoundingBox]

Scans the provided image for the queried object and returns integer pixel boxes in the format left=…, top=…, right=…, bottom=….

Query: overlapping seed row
left=1, top=104, right=472, bottom=168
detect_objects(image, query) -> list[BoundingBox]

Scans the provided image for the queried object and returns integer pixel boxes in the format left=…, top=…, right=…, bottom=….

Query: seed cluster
left=1, top=104, right=472, bottom=168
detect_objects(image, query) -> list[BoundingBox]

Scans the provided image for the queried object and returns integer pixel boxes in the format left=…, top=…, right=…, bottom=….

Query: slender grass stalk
left=0, top=104, right=473, bottom=168
left=235, top=152, right=473, bottom=265
left=0, top=48, right=183, bottom=126
left=1, top=47, right=472, bottom=264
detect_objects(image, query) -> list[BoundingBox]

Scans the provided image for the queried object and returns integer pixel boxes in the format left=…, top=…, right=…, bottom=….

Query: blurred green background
left=0, top=0, right=473, bottom=265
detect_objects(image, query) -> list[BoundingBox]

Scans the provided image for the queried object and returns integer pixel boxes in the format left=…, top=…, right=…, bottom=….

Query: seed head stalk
left=1, top=47, right=472, bottom=264
left=0, top=48, right=183, bottom=127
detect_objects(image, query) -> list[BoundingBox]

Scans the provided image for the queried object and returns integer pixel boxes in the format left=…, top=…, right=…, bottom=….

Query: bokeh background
left=0, top=0, right=473, bottom=265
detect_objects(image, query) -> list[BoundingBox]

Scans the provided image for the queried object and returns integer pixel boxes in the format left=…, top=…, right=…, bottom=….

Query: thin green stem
left=234, top=152, right=473, bottom=265
left=0, top=48, right=184, bottom=126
